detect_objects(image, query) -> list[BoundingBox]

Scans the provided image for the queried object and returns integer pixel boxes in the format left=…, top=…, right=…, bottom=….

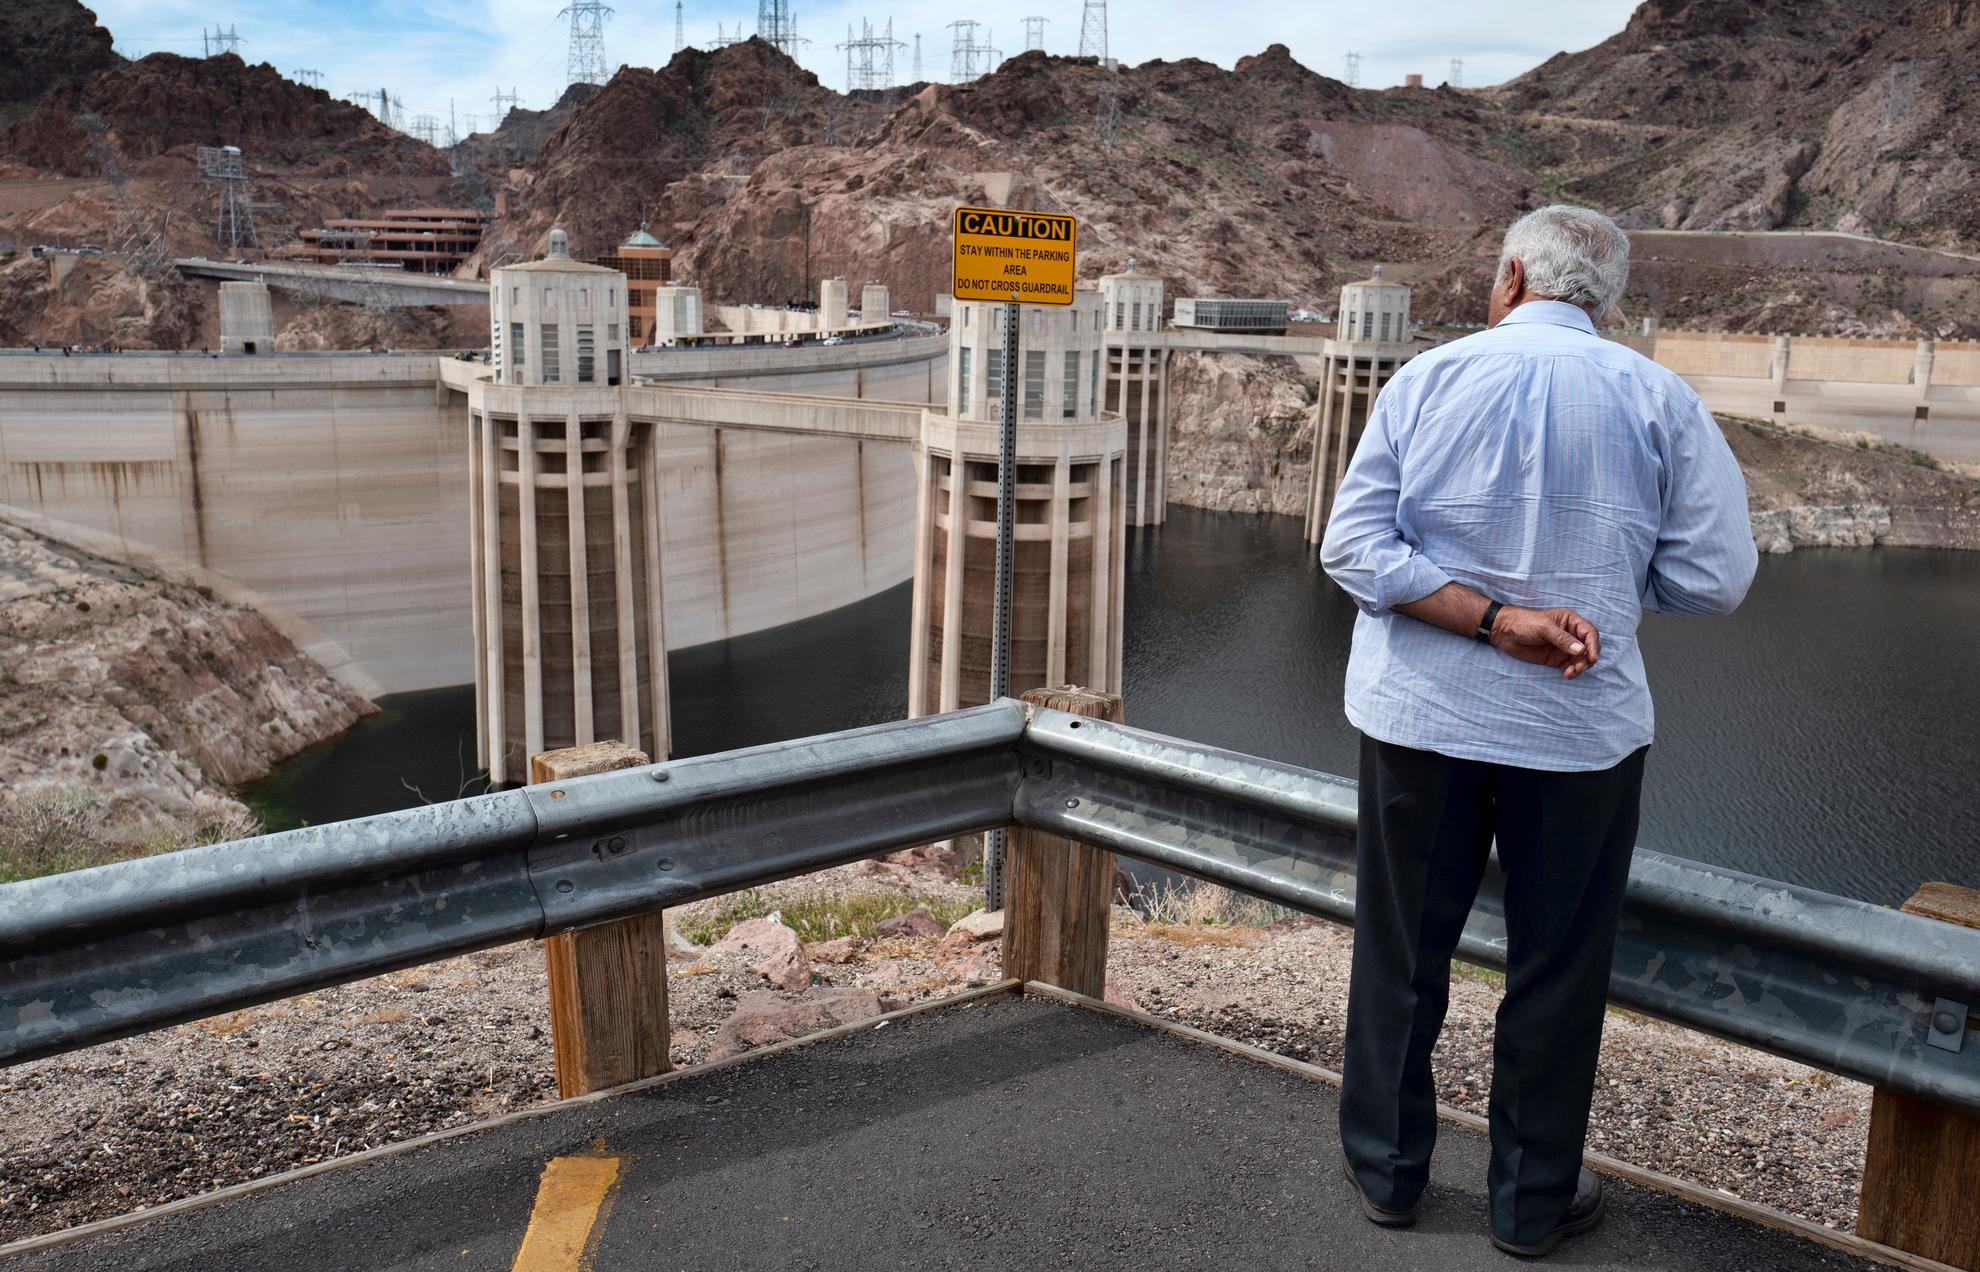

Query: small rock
left=873, top=909, right=945, bottom=940
left=945, top=909, right=1004, bottom=943
left=805, top=937, right=859, bottom=965
left=708, top=918, right=809, bottom=992
left=705, top=988, right=885, bottom=1061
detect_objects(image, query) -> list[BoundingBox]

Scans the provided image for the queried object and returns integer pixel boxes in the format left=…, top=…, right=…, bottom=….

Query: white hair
left=1497, top=204, right=1630, bottom=319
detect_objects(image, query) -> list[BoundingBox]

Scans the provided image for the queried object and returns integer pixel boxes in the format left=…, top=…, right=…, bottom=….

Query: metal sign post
left=950, top=205, right=1076, bottom=909
left=983, top=295, right=1020, bottom=907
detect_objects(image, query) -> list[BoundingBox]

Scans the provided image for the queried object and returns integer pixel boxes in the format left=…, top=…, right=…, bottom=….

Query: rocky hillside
left=1, top=52, right=445, bottom=178
left=0, top=0, right=118, bottom=125
left=7, top=0, right=1980, bottom=345
left=1493, top=0, right=1980, bottom=249
left=0, top=521, right=374, bottom=847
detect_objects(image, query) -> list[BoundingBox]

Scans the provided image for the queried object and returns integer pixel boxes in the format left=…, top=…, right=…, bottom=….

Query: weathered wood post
left=529, top=741, right=672, bottom=1097
left=1003, top=686, right=1123, bottom=998
left=1857, top=882, right=1980, bottom=1268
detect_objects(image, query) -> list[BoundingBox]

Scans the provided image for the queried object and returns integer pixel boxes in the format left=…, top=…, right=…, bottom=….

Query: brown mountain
left=1, top=51, right=446, bottom=178
left=1496, top=0, right=1980, bottom=248
left=0, top=0, right=119, bottom=123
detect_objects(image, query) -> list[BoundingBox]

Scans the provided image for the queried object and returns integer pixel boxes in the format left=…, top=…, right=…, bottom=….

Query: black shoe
left=1490, top=1168, right=1605, bottom=1258
left=1342, top=1158, right=1419, bottom=1227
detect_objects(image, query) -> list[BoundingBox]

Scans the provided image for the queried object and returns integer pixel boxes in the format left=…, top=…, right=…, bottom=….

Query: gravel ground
left=0, top=872, right=1870, bottom=1246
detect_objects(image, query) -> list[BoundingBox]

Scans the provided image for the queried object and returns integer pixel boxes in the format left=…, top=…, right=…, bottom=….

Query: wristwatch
left=1476, top=601, right=1503, bottom=643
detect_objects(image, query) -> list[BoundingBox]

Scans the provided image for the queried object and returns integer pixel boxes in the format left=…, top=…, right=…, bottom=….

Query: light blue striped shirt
left=1320, top=301, right=1758, bottom=772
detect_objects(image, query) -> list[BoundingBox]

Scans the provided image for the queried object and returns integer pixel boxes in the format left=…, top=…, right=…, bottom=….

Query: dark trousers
left=1339, top=733, right=1646, bottom=1245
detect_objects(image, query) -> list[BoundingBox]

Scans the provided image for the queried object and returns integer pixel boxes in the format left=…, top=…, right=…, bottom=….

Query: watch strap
left=1476, top=600, right=1503, bottom=643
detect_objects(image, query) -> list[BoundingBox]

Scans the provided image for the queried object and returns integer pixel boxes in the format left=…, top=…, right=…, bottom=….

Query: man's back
left=1320, top=299, right=1757, bottom=772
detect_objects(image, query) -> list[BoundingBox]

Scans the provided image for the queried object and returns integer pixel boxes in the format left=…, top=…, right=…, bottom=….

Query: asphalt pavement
left=6, top=995, right=1886, bottom=1271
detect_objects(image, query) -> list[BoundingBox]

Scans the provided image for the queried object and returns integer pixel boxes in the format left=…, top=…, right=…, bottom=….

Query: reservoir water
left=246, top=507, right=1980, bottom=907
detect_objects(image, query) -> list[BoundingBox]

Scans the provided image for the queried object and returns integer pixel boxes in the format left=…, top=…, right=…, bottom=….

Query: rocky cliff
left=0, top=521, right=374, bottom=844
left=0, top=0, right=118, bottom=125
left=1164, top=352, right=1316, bottom=517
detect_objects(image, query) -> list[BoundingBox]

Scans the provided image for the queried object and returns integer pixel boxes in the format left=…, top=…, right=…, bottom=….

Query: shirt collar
left=1496, top=299, right=1598, bottom=335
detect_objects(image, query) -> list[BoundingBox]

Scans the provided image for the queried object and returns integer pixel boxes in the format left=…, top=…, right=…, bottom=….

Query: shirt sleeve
left=1320, top=381, right=1453, bottom=615
left=1645, top=396, right=1759, bottom=616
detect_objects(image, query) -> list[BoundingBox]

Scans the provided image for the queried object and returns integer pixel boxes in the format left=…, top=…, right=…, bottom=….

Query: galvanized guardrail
left=3, top=702, right=1975, bottom=1119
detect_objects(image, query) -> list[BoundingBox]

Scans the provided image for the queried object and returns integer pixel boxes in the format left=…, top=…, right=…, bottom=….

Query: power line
left=757, top=0, right=806, bottom=57
left=560, top=0, right=615, bottom=86
left=202, top=24, right=241, bottom=58
left=1077, top=0, right=1105, bottom=62
left=839, top=18, right=905, bottom=91
left=291, top=68, right=323, bottom=89
left=492, top=86, right=523, bottom=123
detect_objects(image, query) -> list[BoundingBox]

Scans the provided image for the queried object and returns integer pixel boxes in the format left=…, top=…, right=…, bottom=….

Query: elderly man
left=1321, top=205, right=1757, bottom=1257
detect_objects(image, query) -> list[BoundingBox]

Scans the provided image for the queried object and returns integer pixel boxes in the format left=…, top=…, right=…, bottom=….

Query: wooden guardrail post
left=1004, top=686, right=1123, bottom=998
left=1858, top=882, right=1980, bottom=1268
left=530, top=741, right=672, bottom=1097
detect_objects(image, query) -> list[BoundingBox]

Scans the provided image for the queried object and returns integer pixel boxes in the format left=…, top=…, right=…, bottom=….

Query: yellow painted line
left=511, top=1155, right=624, bottom=1272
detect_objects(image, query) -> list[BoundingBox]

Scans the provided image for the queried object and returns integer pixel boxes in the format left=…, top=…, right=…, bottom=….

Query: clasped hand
left=1489, top=606, right=1601, bottom=680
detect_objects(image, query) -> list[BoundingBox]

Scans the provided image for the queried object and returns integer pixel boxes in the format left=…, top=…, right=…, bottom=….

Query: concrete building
left=1173, top=298, right=1289, bottom=335
left=1100, top=265, right=1169, bottom=526
left=474, top=230, right=663, bottom=781
left=218, top=281, right=273, bottom=354
left=820, top=278, right=850, bottom=331
left=861, top=283, right=892, bottom=321
left=649, top=285, right=705, bottom=345
left=591, top=224, right=674, bottom=346
left=490, top=230, right=630, bottom=389
left=908, top=291, right=1127, bottom=716
left=279, top=208, right=490, bottom=273
left=1305, top=268, right=1414, bottom=543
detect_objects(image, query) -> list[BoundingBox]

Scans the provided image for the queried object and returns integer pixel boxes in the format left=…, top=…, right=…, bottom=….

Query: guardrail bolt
left=656, top=857, right=675, bottom=872
left=1935, top=1009, right=1961, bottom=1034
left=607, top=836, right=627, bottom=855
left=651, top=769, right=671, bottom=783
left=1065, top=798, right=1080, bottom=809
left=555, top=879, right=575, bottom=894
left=1025, top=758, right=1050, bottom=777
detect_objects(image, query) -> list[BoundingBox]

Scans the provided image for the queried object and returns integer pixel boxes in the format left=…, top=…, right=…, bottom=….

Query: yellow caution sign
left=952, top=206, right=1079, bottom=306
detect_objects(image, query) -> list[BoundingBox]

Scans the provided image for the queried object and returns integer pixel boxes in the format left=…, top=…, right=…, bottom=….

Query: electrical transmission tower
left=840, top=19, right=905, bottom=90
left=491, top=86, right=522, bottom=123
left=949, top=20, right=1001, bottom=80
left=1886, top=61, right=1915, bottom=124
left=1077, top=0, right=1105, bottom=62
left=757, top=0, right=804, bottom=57
left=1448, top=57, right=1464, bottom=87
left=390, top=94, right=406, bottom=131
left=1343, top=51, right=1361, bottom=87
left=912, top=33, right=922, bottom=81
left=196, top=145, right=259, bottom=252
left=1023, top=16, right=1047, bottom=52
left=203, top=25, right=241, bottom=57
left=674, top=0, right=685, bottom=52
left=411, top=114, right=439, bottom=145
left=292, top=68, right=323, bottom=89
left=560, top=0, right=615, bottom=86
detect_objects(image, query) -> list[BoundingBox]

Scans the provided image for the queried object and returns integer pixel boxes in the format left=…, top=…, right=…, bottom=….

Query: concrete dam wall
left=0, top=343, right=944, bottom=695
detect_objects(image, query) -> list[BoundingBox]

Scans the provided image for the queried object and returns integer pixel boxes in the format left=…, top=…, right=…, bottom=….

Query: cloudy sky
left=88, top=0, right=1641, bottom=140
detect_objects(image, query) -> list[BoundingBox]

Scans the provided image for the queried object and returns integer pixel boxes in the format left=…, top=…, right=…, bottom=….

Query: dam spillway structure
left=471, top=229, right=668, bottom=783
left=908, top=291, right=1128, bottom=716
left=1099, top=265, right=1169, bottom=528
left=1304, top=267, right=1415, bottom=543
